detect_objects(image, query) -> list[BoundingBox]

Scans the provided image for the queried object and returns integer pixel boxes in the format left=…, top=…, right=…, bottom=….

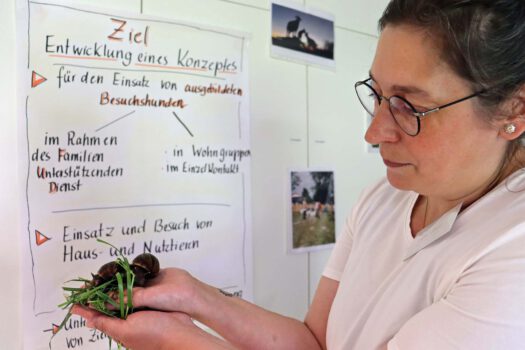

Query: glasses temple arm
left=415, top=91, right=485, bottom=117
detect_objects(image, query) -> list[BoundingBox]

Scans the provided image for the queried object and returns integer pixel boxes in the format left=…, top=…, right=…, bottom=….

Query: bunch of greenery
left=55, top=239, right=136, bottom=349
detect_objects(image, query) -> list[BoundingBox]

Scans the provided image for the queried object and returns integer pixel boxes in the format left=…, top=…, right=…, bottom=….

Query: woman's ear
left=499, top=86, right=525, bottom=141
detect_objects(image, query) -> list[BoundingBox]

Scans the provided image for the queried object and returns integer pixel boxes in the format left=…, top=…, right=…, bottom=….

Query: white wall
left=0, top=0, right=388, bottom=348
left=1, top=0, right=23, bottom=348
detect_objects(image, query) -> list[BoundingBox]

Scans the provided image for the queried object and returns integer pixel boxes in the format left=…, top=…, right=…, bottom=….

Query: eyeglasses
left=355, top=78, right=484, bottom=136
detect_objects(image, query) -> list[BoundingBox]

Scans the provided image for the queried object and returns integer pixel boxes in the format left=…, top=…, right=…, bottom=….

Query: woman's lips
left=383, top=159, right=410, bottom=168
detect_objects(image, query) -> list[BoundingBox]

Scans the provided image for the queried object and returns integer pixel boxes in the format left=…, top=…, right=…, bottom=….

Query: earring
left=504, top=123, right=517, bottom=134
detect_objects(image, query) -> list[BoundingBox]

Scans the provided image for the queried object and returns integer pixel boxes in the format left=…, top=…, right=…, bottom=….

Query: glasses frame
left=355, top=78, right=484, bottom=136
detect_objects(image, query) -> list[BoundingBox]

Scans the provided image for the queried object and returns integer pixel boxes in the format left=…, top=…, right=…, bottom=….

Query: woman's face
left=365, top=24, right=509, bottom=199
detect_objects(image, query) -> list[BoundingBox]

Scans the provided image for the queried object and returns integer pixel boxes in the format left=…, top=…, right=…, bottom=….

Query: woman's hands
left=69, top=267, right=235, bottom=349
left=130, top=267, right=202, bottom=315
left=71, top=305, right=235, bottom=350
left=70, top=266, right=327, bottom=350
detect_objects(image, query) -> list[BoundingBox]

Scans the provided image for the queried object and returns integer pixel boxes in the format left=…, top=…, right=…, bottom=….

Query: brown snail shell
left=88, top=254, right=160, bottom=288
left=131, top=265, right=149, bottom=287
left=131, top=253, right=160, bottom=278
left=90, top=261, right=121, bottom=287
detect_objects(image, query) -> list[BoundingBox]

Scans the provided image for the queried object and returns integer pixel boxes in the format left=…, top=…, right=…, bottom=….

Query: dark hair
left=379, top=0, right=525, bottom=162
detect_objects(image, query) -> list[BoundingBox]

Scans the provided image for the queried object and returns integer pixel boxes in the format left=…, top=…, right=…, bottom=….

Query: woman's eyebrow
left=369, top=71, right=430, bottom=97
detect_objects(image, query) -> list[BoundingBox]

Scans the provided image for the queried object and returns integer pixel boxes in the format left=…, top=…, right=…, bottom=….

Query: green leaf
left=116, top=272, right=124, bottom=319
left=56, top=309, right=72, bottom=333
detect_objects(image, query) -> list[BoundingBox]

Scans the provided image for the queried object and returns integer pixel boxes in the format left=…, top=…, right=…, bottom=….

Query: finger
left=98, top=287, right=145, bottom=311
left=144, top=268, right=168, bottom=286
left=129, top=287, right=149, bottom=309
left=71, top=305, right=131, bottom=348
left=170, top=311, right=194, bottom=326
left=89, top=313, right=126, bottom=340
left=70, top=305, right=99, bottom=328
left=131, top=285, right=175, bottom=311
left=73, top=305, right=127, bottom=340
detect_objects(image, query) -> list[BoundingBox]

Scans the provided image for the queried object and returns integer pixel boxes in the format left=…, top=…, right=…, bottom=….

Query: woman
left=73, top=0, right=525, bottom=348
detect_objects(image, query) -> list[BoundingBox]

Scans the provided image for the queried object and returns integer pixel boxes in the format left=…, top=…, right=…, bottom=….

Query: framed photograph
left=287, top=169, right=336, bottom=253
left=271, top=0, right=335, bottom=69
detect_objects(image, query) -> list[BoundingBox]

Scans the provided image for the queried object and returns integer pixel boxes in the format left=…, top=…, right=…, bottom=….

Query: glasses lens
left=355, top=83, right=378, bottom=117
left=389, top=97, right=419, bottom=136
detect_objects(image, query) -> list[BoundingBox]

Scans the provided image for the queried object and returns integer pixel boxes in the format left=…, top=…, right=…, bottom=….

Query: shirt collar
left=403, top=202, right=463, bottom=261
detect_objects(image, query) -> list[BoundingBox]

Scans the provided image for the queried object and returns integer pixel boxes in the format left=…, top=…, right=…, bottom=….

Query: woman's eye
left=392, top=104, right=413, bottom=116
left=412, top=104, right=427, bottom=113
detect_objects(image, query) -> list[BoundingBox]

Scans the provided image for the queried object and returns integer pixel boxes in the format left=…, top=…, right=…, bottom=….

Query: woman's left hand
left=71, top=305, right=235, bottom=350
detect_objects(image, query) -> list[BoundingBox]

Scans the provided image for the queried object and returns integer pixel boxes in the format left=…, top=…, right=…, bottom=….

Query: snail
left=88, top=253, right=160, bottom=288
left=90, top=261, right=122, bottom=287
left=130, top=253, right=160, bottom=287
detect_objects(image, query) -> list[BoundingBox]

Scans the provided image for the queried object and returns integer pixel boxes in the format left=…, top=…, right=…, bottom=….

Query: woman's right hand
left=130, top=267, right=212, bottom=317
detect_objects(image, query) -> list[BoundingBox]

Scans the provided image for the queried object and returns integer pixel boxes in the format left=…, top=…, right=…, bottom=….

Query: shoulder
left=458, top=172, right=525, bottom=241
left=456, top=179, right=525, bottom=263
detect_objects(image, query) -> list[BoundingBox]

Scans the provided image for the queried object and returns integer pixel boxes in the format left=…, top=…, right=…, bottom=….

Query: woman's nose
left=364, top=101, right=401, bottom=145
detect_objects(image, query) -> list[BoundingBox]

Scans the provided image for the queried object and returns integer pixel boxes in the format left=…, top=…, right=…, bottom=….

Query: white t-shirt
left=323, top=171, right=525, bottom=350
